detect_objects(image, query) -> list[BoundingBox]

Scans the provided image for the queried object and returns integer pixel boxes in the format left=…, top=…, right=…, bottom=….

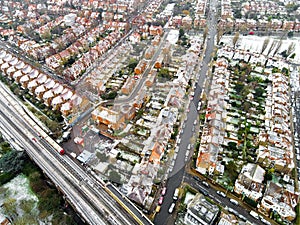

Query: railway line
left=0, top=84, right=145, bottom=225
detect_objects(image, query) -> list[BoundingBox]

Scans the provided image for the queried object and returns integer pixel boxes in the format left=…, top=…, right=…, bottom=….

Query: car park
left=216, top=191, right=226, bottom=198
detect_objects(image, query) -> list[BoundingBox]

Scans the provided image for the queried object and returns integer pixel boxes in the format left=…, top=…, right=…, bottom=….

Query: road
left=154, top=0, right=220, bottom=224
left=114, top=29, right=170, bottom=104
left=0, top=84, right=152, bottom=225
left=183, top=174, right=265, bottom=225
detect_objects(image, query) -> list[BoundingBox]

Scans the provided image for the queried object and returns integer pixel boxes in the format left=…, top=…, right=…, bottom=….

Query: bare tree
left=232, top=32, right=240, bottom=48
left=261, top=38, right=270, bottom=54
left=216, top=24, right=224, bottom=45
left=266, top=40, right=277, bottom=56
left=203, top=26, right=208, bottom=43
left=273, top=40, right=282, bottom=56
left=286, top=42, right=296, bottom=58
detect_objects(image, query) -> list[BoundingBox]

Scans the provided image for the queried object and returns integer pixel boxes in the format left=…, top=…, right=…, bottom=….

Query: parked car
left=173, top=188, right=179, bottom=200
left=198, top=187, right=208, bottom=196
left=161, top=187, right=167, bottom=196
left=193, top=176, right=200, bottom=181
left=155, top=205, right=161, bottom=213
left=158, top=196, right=164, bottom=205
left=202, top=181, right=210, bottom=188
left=216, top=191, right=226, bottom=198
left=230, top=198, right=239, bottom=205
left=168, top=203, right=175, bottom=213
left=250, top=210, right=259, bottom=219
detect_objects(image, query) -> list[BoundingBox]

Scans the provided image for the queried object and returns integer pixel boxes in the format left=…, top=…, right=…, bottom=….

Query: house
left=149, top=25, right=163, bottom=36
left=92, top=106, right=125, bottom=131
left=134, top=59, right=147, bottom=75
left=0, top=213, right=11, bottom=225
left=259, top=181, right=298, bottom=221
left=35, top=84, right=46, bottom=99
left=121, top=77, right=136, bottom=95
left=234, top=163, right=265, bottom=201
left=184, top=193, right=219, bottom=225
left=144, top=46, right=155, bottom=59
left=51, top=95, right=63, bottom=110
left=145, top=69, right=157, bottom=87
left=182, top=15, right=193, bottom=28
left=154, top=55, right=164, bottom=69
left=152, top=35, right=161, bottom=46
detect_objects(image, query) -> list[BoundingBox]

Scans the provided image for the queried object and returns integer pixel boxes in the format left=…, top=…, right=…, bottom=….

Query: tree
left=157, top=68, right=170, bottom=78
left=108, top=170, right=121, bottom=184
left=216, top=25, right=224, bottom=45
left=228, top=142, right=237, bottom=150
left=261, top=38, right=270, bottom=54
left=2, top=198, right=17, bottom=220
left=0, top=150, right=25, bottom=174
left=232, top=32, right=240, bottom=48
left=179, top=28, right=185, bottom=39
left=286, top=42, right=296, bottom=58
left=127, top=58, right=138, bottom=71
left=96, top=152, right=109, bottom=162
left=265, top=168, right=274, bottom=181
left=273, top=40, right=282, bottom=56
left=226, top=161, right=238, bottom=184
left=242, top=101, right=251, bottom=112
left=287, top=31, right=294, bottom=38
left=203, top=27, right=208, bottom=42
left=266, top=40, right=276, bottom=56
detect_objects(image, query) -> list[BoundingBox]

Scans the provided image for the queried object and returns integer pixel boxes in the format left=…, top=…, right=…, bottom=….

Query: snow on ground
left=0, top=174, right=39, bottom=218
left=221, top=35, right=300, bottom=62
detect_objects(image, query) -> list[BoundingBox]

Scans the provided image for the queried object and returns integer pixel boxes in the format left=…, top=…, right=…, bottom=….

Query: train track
left=0, top=86, right=140, bottom=225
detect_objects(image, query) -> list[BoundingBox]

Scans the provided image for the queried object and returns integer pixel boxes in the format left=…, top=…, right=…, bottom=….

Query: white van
left=168, top=202, right=175, bottom=213
left=173, top=188, right=179, bottom=200
left=250, top=210, right=259, bottom=219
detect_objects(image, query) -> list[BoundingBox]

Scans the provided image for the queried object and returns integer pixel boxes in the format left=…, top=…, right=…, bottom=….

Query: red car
left=161, top=187, right=167, bottom=196
left=158, top=196, right=164, bottom=205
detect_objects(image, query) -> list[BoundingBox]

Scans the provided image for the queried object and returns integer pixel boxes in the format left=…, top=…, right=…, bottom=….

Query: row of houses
left=256, top=72, right=295, bottom=173
left=195, top=46, right=298, bottom=221
left=0, top=49, right=81, bottom=116
left=196, top=57, right=228, bottom=175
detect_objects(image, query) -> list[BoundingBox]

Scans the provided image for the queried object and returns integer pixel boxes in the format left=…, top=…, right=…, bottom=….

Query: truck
left=173, top=188, right=179, bottom=200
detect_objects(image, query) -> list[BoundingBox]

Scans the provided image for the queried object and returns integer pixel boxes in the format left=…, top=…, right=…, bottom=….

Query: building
left=259, top=181, right=298, bottom=221
left=234, top=163, right=265, bottom=201
left=184, top=193, right=219, bottom=225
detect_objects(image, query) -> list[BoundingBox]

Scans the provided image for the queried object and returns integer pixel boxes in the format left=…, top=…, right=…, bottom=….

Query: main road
left=0, top=84, right=152, bottom=225
left=154, top=0, right=219, bottom=224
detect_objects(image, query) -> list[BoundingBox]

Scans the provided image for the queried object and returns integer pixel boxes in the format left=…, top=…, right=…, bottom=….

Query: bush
left=244, top=196, right=258, bottom=207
